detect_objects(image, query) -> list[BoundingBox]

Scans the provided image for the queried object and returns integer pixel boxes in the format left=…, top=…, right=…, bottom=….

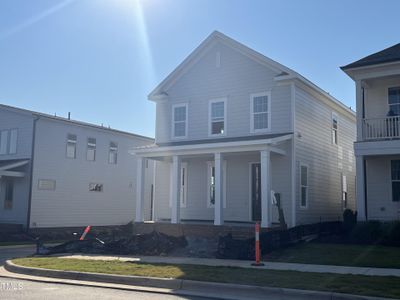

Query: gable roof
left=148, top=31, right=355, bottom=117
left=341, top=43, right=400, bottom=70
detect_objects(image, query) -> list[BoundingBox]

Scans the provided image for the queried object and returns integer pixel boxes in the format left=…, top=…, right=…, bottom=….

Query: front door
left=251, top=163, right=261, bottom=221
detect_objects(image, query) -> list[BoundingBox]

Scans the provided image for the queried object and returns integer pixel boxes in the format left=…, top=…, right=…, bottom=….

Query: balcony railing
left=363, top=116, right=400, bottom=140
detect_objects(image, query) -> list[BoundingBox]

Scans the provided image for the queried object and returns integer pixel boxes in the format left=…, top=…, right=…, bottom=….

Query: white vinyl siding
left=250, top=92, right=271, bottom=132
left=172, top=104, right=187, bottom=138
left=300, top=164, right=308, bottom=209
left=209, top=98, right=226, bottom=136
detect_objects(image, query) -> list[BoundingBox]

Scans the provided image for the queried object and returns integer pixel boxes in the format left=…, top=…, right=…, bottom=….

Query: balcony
left=363, top=116, right=400, bottom=140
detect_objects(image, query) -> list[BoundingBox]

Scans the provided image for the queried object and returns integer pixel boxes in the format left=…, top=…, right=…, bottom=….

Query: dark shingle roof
left=341, top=43, right=400, bottom=70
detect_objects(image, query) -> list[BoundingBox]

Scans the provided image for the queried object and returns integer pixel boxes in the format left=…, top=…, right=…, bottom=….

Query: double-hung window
left=209, top=99, right=226, bottom=136
left=332, top=112, right=338, bottom=145
left=66, top=134, right=77, bottom=158
left=300, top=164, right=308, bottom=208
left=389, top=87, right=400, bottom=115
left=87, top=138, right=96, bottom=161
left=0, top=129, right=18, bottom=155
left=109, top=142, right=118, bottom=164
left=250, top=92, right=271, bottom=132
left=391, top=160, right=400, bottom=202
left=172, top=104, right=187, bottom=138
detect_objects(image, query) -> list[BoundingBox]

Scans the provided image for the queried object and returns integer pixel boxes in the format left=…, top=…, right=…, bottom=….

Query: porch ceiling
left=0, top=159, right=29, bottom=177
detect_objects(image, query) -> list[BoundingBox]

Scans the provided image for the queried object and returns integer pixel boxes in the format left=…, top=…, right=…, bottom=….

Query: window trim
left=66, top=133, right=77, bottom=159
left=206, top=160, right=227, bottom=208
left=8, top=128, right=18, bottom=154
left=86, top=137, right=96, bottom=161
left=388, top=86, right=400, bottom=115
left=171, top=103, right=188, bottom=139
left=391, top=160, right=400, bottom=202
left=250, top=91, right=271, bottom=133
left=108, top=141, right=118, bottom=164
left=299, top=162, right=309, bottom=209
left=331, top=112, right=338, bottom=145
left=208, top=98, right=227, bottom=137
left=37, top=179, right=56, bottom=191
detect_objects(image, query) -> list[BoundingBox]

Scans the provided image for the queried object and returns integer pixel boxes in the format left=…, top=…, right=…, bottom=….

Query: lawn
left=267, top=242, right=400, bottom=268
left=12, top=257, right=400, bottom=299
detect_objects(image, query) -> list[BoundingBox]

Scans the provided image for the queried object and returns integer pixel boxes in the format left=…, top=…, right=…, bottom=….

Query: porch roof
left=132, top=133, right=292, bottom=158
left=0, top=159, right=29, bottom=177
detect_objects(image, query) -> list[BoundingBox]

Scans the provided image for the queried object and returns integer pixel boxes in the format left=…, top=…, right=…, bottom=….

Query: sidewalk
left=59, top=254, right=400, bottom=277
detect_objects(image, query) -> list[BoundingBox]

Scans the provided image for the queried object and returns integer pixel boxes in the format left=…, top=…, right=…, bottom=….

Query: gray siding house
left=0, top=104, right=154, bottom=229
left=342, top=43, right=400, bottom=221
left=134, top=31, right=356, bottom=228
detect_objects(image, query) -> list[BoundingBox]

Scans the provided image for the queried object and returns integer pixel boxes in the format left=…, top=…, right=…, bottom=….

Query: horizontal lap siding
left=30, top=118, right=153, bottom=228
left=295, top=86, right=356, bottom=225
left=156, top=41, right=292, bottom=144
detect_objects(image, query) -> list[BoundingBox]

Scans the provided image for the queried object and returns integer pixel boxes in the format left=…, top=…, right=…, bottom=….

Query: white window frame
left=66, top=134, right=77, bottom=159
left=38, top=179, right=56, bottom=191
left=0, top=130, right=8, bottom=155
left=8, top=129, right=18, bottom=154
left=388, top=86, right=400, bottom=115
left=332, top=112, right=338, bottom=145
left=250, top=92, right=271, bottom=133
left=208, top=98, right=227, bottom=137
left=299, top=163, right=309, bottom=209
left=206, top=161, right=227, bottom=208
left=171, top=103, right=188, bottom=139
left=86, top=137, right=96, bottom=161
left=109, top=141, right=118, bottom=164
left=341, top=174, right=348, bottom=209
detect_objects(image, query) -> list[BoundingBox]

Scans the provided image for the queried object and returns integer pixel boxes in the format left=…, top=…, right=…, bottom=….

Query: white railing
left=363, top=116, right=400, bottom=140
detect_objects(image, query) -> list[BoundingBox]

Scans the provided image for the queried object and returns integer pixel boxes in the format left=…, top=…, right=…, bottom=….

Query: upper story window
left=66, top=134, right=77, bottom=159
left=391, top=160, right=400, bottom=202
left=172, top=104, right=187, bottom=138
left=209, top=98, right=226, bottom=136
left=388, top=87, right=400, bottom=115
left=332, top=112, right=338, bottom=145
left=87, top=137, right=96, bottom=161
left=250, top=92, right=271, bottom=132
left=109, top=142, right=118, bottom=164
left=0, top=129, right=18, bottom=155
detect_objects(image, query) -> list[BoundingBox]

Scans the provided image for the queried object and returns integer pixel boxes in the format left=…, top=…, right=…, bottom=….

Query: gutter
left=26, top=115, right=40, bottom=232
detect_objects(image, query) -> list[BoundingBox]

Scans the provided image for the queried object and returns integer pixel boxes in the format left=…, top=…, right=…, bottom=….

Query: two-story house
left=134, top=31, right=356, bottom=228
left=342, top=44, right=400, bottom=221
left=0, top=104, right=154, bottom=229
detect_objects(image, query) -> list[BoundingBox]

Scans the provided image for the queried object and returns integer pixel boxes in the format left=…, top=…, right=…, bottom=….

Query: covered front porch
left=134, top=134, right=293, bottom=228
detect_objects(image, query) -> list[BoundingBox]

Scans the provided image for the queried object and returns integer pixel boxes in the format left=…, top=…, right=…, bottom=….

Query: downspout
left=26, top=115, right=40, bottom=232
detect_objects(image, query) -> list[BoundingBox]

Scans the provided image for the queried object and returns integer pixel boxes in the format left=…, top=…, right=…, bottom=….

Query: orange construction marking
left=79, top=226, right=91, bottom=240
left=251, top=222, right=265, bottom=266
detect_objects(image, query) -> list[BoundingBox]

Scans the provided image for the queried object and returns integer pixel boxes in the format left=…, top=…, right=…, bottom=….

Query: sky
left=0, top=0, right=399, bottom=138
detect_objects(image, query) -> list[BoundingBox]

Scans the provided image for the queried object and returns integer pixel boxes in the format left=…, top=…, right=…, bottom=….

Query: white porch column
left=214, top=152, right=224, bottom=226
left=135, top=157, right=145, bottom=223
left=260, top=150, right=271, bottom=228
left=171, top=155, right=181, bottom=224
left=356, top=156, right=367, bottom=221
left=355, top=80, right=364, bottom=142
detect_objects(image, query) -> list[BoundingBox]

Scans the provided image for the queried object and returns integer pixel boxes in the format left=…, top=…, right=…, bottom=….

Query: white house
left=342, top=43, right=400, bottom=221
left=0, top=104, right=154, bottom=229
left=134, top=31, right=356, bottom=228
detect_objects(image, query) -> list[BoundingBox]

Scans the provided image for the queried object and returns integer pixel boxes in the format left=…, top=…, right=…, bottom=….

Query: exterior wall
left=153, top=142, right=293, bottom=227
left=295, top=85, right=356, bottom=225
left=365, top=155, right=400, bottom=221
left=29, top=117, right=154, bottom=228
left=155, top=41, right=292, bottom=144
left=364, top=76, right=400, bottom=119
left=0, top=108, right=34, bottom=226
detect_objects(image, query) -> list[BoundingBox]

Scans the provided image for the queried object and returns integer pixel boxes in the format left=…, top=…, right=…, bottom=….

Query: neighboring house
left=342, top=43, right=400, bottom=221
left=134, top=31, right=356, bottom=228
left=0, top=104, right=154, bottom=229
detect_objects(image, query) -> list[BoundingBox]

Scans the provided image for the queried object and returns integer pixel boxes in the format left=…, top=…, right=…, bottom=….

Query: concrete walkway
left=59, top=254, right=400, bottom=277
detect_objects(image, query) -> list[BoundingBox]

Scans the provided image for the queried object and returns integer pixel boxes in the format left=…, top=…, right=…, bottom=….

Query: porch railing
left=363, top=116, right=400, bottom=140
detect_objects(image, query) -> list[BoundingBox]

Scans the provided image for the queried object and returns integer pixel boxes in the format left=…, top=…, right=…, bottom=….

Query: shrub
left=349, top=221, right=383, bottom=244
left=382, top=221, right=400, bottom=246
left=342, top=209, right=357, bottom=233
